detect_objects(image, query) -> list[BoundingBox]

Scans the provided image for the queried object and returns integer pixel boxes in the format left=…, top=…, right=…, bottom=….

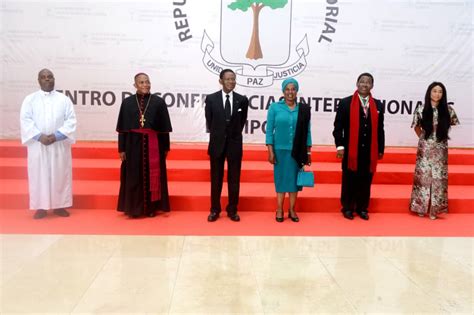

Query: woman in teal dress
left=265, top=78, right=312, bottom=222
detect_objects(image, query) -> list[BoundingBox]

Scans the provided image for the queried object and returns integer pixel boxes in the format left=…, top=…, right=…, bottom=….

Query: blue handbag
left=297, top=168, right=314, bottom=187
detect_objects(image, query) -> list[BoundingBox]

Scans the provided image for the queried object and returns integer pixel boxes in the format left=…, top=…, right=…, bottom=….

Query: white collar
left=222, top=90, right=233, bottom=97
left=358, top=93, right=369, bottom=106
left=41, top=90, right=54, bottom=96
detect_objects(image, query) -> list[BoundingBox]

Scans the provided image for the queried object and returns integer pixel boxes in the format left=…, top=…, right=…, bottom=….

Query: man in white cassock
left=20, top=69, right=77, bottom=219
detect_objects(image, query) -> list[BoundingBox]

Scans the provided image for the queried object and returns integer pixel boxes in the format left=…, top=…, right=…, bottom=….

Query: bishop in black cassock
left=116, top=73, right=172, bottom=218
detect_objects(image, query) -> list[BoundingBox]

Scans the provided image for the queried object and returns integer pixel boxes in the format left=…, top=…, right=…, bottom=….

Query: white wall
left=1, top=0, right=472, bottom=147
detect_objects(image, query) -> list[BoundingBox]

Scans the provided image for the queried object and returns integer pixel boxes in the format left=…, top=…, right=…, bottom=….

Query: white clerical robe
left=20, top=90, right=77, bottom=210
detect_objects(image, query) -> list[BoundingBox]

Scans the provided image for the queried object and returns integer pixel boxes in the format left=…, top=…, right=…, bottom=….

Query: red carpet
left=1, top=179, right=473, bottom=213
left=0, top=140, right=473, bottom=236
left=1, top=210, right=473, bottom=237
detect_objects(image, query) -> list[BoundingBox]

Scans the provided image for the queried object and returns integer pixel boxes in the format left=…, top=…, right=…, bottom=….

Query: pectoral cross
left=140, top=114, right=146, bottom=128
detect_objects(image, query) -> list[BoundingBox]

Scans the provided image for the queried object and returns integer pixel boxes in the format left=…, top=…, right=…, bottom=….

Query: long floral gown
left=409, top=104, right=460, bottom=216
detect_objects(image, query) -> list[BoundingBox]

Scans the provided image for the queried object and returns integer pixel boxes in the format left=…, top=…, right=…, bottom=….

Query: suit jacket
left=333, top=95, right=385, bottom=172
left=205, top=90, right=249, bottom=158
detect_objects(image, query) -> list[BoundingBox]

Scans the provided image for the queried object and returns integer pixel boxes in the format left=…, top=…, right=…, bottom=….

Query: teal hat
left=281, top=77, right=299, bottom=92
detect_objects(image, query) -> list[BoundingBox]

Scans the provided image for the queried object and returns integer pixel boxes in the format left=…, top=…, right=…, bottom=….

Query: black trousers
left=209, top=145, right=242, bottom=215
left=341, top=170, right=374, bottom=213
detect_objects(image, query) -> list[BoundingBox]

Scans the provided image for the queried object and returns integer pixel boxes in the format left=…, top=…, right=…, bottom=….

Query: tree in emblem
left=228, top=0, right=288, bottom=60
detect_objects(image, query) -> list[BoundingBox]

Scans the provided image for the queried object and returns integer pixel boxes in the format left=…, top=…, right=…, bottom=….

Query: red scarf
left=348, top=90, right=379, bottom=173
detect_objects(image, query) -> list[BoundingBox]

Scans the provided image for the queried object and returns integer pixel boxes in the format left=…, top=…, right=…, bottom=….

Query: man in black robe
left=116, top=73, right=172, bottom=218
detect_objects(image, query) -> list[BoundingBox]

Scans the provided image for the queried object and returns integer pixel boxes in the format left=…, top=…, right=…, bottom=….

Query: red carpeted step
left=2, top=179, right=472, bottom=213
left=1, top=140, right=473, bottom=237
left=2, top=158, right=473, bottom=185
left=2, top=140, right=473, bottom=164
left=0, top=209, right=472, bottom=237
left=0, top=142, right=345, bottom=162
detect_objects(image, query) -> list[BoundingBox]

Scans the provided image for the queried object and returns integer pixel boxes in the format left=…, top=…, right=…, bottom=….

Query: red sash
left=348, top=91, right=379, bottom=173
left=131, top=129, right=161, bottom=201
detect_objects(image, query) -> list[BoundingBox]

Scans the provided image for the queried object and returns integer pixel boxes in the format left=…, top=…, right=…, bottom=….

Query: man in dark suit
left=205, top=69, right=249, bottom=222
left=333, top=73, right=385, bottom=220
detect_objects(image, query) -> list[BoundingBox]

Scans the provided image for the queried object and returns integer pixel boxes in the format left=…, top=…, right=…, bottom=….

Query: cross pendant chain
left=136, top=95, right=152, bottom=128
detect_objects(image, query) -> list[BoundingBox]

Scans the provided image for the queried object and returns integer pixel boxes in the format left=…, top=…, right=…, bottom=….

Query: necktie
left=225, top=94, right=231, bottom=122
left=362, top=98, right=368, bottom=117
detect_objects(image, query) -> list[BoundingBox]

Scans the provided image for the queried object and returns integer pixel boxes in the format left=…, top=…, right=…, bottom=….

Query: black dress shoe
left=356, top=210, right=369, bottom=220
left=53, top=208, right=70, bottom=217
left=207, top=213, right=219, bottom=222
left=288, top=210, right=299, bottom=222
left=33, top=209, right=47, bottom=219
left=275, top=209, right=284, bottom=222
left=342, top=211, right=354, bottom=220
left=147, top=211, right=156, bottom=217
left=227, top=213, right=240, bottom=222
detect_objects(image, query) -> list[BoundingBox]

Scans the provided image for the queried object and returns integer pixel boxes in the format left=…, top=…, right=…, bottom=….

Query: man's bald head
left=134, top=73, right=151, bottom=95
left=38, top=68, right=55, bottom=92
left=134, top=72, right=149, bottom=83
left=38, top=68, right=53, bottom=78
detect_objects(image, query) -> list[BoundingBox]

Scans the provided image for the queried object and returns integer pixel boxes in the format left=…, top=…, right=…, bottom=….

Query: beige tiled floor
left=0, top=235, right=472, bottom=314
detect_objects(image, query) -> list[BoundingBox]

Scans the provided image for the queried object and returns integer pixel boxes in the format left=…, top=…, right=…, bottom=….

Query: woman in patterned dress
left=409, top=82, right=460, bottom=219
